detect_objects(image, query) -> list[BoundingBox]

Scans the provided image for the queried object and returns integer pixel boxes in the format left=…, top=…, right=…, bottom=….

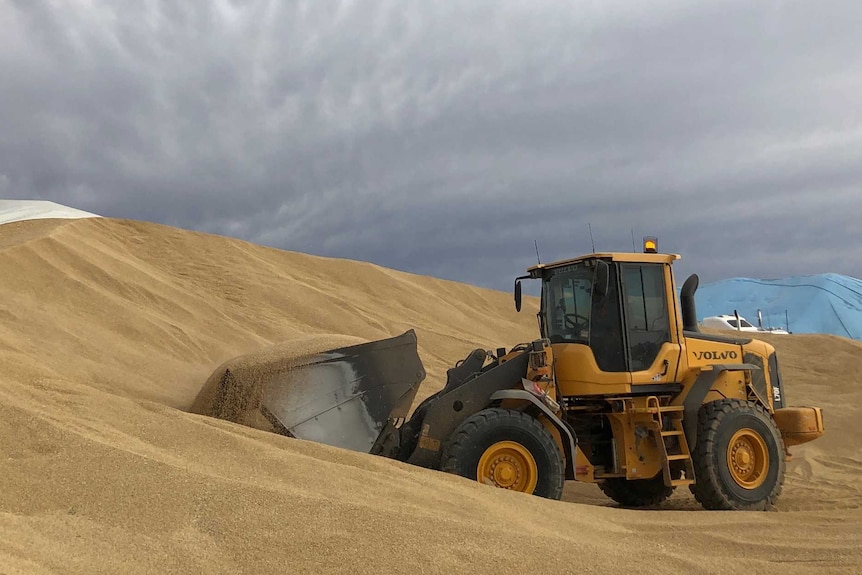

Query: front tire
left=441, top=408, right=565, bottom=500
left=690, top=399, right=785, bottom=510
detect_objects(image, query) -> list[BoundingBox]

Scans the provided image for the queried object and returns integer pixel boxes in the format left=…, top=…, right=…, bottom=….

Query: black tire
left=441, top=408, right=565, bottom=500
left=599, top=474, right=676, bottom=507
left=689, top=399, right=785, bottom=510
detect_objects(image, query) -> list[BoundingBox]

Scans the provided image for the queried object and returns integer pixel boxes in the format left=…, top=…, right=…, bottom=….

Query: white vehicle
left=702, top=314, right=760, bottom=332
left=702, top=314, right=789, bottom=334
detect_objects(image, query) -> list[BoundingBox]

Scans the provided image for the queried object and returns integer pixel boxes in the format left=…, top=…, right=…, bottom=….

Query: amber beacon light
left=643, top=236, right=658, bottom=253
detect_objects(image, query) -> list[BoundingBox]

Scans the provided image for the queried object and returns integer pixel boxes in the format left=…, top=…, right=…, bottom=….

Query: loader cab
left=518, top=252, right=682, bottom=393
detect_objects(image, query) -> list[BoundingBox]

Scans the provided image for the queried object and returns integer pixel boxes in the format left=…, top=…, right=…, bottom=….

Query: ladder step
left=667, top=454, right=690, bottom=461
left=661, top=430, right=684, bottom=437
left=659, top=405, right=685, bottom=412
left=671, top=479, right=694, bottom=487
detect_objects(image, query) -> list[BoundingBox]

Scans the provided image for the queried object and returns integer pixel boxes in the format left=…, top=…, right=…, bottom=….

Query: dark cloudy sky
left=2, top=0, right=861, bottom=291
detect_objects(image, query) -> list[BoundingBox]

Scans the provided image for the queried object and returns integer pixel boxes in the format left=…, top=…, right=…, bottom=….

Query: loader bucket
left=261, top=330, right=426, bottom=453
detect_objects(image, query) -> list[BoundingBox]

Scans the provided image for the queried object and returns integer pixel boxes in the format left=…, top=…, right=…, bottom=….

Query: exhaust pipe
left=680, top=274, right=699, bottom=332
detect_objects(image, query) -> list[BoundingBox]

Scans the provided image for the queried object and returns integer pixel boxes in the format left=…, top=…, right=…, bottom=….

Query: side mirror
left=594, top=260, right=609, bottom=299
left=514, top=280, right=522, bottom=312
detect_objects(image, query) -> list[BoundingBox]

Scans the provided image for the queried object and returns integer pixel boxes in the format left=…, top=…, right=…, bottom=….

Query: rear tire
left=599, top=474, right=675, bottom=507
left=689, top=399, right=785, bottom=510
left=441, top=408, right=565, bottom=500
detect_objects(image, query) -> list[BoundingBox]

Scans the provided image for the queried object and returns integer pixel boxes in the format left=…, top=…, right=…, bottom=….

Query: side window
left=544, top=266, right=593, bottom=344
left=623, top=264, right=671, bottom=371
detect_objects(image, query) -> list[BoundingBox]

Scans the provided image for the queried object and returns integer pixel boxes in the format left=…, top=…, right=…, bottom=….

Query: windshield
left=542, top=262, right=593, bottom=344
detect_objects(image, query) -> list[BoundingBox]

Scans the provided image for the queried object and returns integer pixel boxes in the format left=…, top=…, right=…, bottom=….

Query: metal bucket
left=261, top=330, right=426, bottom=453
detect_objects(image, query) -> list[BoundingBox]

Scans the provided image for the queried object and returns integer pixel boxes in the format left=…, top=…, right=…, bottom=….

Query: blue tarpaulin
left=695, top=274, right=862, bottom=340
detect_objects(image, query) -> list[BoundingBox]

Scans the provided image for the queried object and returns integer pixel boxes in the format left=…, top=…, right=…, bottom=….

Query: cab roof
left=527, top=252, right=680, bottom=274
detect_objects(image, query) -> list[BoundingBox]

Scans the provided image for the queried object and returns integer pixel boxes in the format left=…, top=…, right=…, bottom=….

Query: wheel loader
left=250, top=244, right=825, bottom=510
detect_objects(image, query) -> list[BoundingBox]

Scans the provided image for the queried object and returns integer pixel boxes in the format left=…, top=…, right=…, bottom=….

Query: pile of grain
left=1, top=217, right=860, bottom=574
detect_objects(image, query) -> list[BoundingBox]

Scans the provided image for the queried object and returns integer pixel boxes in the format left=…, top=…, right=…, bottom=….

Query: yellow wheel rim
left=476, top=441, right=538, bottom=493
left=726, top=428, right=769, bottom=489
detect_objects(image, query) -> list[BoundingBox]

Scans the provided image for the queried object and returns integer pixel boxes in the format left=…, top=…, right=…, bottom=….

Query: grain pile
left=1, top=217, right=860, bottom=574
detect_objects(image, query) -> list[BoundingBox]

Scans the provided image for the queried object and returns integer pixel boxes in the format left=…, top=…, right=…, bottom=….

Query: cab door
left=621, top=263, right=682, bottom=385
left=550, top=260, right=632, bottom=397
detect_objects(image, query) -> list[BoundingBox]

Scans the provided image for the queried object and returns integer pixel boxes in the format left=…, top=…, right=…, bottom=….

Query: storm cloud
left=2, top=0, right=861, bottom=290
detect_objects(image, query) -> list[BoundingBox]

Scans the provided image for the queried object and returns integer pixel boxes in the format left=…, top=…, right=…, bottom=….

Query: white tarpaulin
left=0, top=200, right=100, bottom=225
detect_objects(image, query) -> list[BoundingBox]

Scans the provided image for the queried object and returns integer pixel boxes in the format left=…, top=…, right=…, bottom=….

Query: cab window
left=543, top=263, right=593, bottom=345
left=622, top=264, right=671, bottom=371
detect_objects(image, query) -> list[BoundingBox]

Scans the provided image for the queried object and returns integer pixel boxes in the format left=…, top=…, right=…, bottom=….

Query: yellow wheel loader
left=250, top=247, right=824, bottom=510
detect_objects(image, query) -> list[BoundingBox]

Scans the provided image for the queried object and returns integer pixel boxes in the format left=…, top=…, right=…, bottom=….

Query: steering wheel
left=564, top=313, right=590, bottom=331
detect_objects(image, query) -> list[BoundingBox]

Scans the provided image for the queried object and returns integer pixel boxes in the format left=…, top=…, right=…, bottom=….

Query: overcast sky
left=2, top=0, right=861, bottom=291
